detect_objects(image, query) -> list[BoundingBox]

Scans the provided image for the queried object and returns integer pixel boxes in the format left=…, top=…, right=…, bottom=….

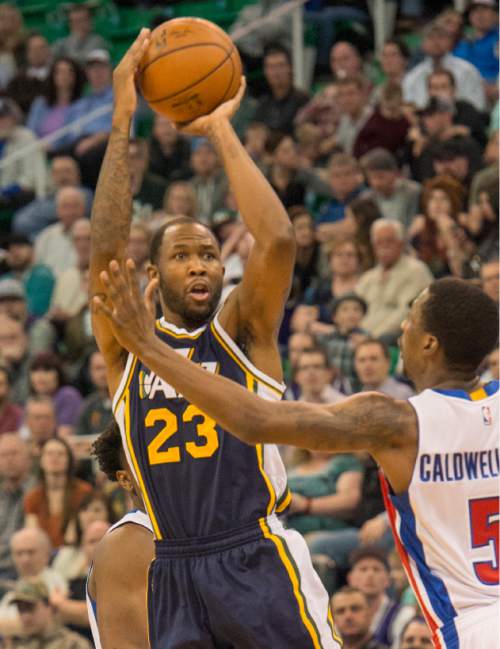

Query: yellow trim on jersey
left=276, top=489, right=292, bottom=513
left=259, top=518, right=324, bottom=649
left=113, top=355, right=137, bottom=415
left=327, top=604, right=343, bottom=645
left=256, top=444, right=277, bottom=516
left=469, top=386, right=488, bottom=401
left=210, top=322, right=283, bottom=398
left=155, top=321, right=205, bottom=340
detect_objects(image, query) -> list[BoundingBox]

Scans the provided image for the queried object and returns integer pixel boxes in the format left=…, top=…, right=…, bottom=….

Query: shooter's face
left=154, top=223, right=224, bottom=329
left=399, top=291, right=428, bottom=381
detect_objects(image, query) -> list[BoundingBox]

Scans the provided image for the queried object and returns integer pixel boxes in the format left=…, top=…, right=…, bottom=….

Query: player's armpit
left=93, top=525, right=154, bottom=649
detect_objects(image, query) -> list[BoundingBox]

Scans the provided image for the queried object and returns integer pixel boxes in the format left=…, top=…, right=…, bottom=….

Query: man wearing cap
left=52, top=3, right=107, bottom=65
left=2, top=234, right=55, bottom=318
left=0, top=98, right=48, bottom=209
left=454, top=0, right=499, bottom=99
left=402, top=21, right=486, bottom=111
left=8, top=579, right=91, bottom=649
left=57, top=49, right=113, bottom=188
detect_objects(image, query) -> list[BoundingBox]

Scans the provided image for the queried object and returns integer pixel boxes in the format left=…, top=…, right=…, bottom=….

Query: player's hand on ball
left=175, top=76, right=246, bottom=137
left=92, top=259, right=158, bottom=356
left=113, top=27, right=151, bottom=120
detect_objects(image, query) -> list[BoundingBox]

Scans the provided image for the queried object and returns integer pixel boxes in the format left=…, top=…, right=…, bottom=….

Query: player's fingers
left=108, top=260, right=131, bottom=298
left=235, top=76, right=246, bottom=101
left=100, top=267, right=121, bottom=305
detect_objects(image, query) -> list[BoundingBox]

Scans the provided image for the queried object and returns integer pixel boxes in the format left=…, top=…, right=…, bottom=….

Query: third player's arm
left=89, top=29, right=150, bottom=395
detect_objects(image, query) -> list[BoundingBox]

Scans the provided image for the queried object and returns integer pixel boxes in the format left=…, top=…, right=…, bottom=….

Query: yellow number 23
left=146, top=406, right=219, bottom=465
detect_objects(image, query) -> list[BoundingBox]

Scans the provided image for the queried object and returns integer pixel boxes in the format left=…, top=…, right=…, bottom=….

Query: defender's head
left=148, top=217, right=224, bottom=329
left=400, top=278, right=499, bottom=386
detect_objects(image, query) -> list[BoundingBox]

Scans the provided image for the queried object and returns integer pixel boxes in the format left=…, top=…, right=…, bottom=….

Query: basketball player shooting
left=94, top=263, right=500, bottom=649
left=90, top=29, right=341, bottom=649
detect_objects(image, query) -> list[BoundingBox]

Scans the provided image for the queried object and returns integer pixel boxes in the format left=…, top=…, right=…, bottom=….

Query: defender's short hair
left=421, top=278, right=499, bottom=373
left=91, top=419, right=123, bottom=482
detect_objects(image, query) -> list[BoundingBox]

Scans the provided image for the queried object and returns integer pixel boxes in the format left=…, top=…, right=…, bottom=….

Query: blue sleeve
left=26, top=97, right=46, bottom=136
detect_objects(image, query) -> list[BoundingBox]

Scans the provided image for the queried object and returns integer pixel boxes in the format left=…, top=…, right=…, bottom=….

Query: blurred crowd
left=0, top=0, right=498, bottom=647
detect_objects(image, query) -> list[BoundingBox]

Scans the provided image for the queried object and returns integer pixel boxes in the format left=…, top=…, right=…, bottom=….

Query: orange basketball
left=138, top=17, right=242, bottom=123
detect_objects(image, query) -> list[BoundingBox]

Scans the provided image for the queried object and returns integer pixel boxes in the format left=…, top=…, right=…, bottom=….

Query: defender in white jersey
left=87, top=422, right=154, bottom=649
left=95, top=271, right=500, bottom=649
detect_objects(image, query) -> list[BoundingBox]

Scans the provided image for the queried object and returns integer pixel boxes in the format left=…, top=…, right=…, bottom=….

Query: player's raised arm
left=89, top=28, right=150, bottom=396
left=94, top=260, right=418, bottom=493
left=177, top=79, right=296, bottom=379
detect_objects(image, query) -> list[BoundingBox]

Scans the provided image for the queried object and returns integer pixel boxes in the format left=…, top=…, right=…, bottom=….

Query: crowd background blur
left=0, top=0, right=497, bottom=647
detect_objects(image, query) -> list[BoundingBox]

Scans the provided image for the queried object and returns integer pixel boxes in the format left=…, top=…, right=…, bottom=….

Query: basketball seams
left=144, top=45, right=235, bottom=104
left=138, top=41, right=230, bottom=78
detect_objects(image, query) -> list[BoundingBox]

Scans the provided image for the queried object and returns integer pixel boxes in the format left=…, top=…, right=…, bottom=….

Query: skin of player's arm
left=91, top=525, right=153, bottom=649
left=89, top=29, right=150, bottom=396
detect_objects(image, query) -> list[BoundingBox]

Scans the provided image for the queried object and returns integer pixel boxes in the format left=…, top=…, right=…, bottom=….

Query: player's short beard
left=159, top=274, right=222, bottom=329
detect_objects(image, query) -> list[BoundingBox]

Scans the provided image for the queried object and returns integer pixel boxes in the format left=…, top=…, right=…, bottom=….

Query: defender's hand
left=92, top=259, right=158, bottom=356
left=112, top=28, right=151, bottom=121
left=175, top=76, right=246, bottom=137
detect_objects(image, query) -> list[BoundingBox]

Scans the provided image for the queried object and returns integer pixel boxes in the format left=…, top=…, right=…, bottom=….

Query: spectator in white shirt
left=402, top=22, right=486, bottom=112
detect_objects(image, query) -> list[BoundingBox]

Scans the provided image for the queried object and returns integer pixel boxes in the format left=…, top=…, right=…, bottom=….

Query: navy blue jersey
left=113, top=314, right=291, bottom=540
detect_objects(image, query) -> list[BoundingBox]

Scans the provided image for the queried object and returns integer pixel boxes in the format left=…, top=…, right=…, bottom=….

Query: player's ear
left=116, top=469, right=134, bottom=492
left=422, top=333, right=439, bottom=357
left=147, top=263, right=159, bottom=280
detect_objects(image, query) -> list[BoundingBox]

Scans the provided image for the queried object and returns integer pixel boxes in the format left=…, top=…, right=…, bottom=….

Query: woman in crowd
left=343, top=196, right=381, bottom=271
left=28, top=352, right=83, bottom=437
left=409, top=175, right=472, bottom=277
left=24, top=437, right=93, bottom=548
left=27, top=57, right=85, bottom=151
left=265, top=132, right=306, bottom=209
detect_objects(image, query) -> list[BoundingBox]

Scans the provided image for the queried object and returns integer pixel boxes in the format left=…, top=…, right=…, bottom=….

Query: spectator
left=0, top=98, right=48, bottom=210
left=377, top=40, right=409, bottom=90
left=399, top=618, right=433, bottom=649
left=360, top=148, right=421, bottom=233
left=50, top=520, right=109, bottom=642
left=409, top=175, right=471, bottom=277
left=454, top=0, right=499, bottom=99
left=427, top=68, right=488, bottom=146
left=294, top=83, right=340, bottom=147
left=128, top=139, right=166, bottom=219
left=334, top=76, right=373, bottom=155
left=306, top=236, right=362, bottom=306
left=0, top=3, right=25, bottom=89
left=330, top=41, right=365, bottom=82
left=189, top=140, right=227, bottom=225
left=330, top=586, right=389, bottom=649
left=347, top=548, right=415, bottom=647
left=48, top=219, right=90, bottom=325
left=265, top=133, right=306, bottom=209
left=353, top=83, right=410, bottom=159
left=19, top=396, right=57, bottom=458
left=0, top=314, right=30, bottom=404
left=289, top=207, right=321, bottom=303
left=51, top=4, right=107, bottom=66
left=34, top=187, right=85, bottom=277
left=253, top=45, right=309, bottom=134
left=354, top=339, right=414, bottom=399
left=28, top=353, right=83, bottom=438
left=315, top=293, right=368, bottom=391
left=1, top=234, right=55, bottom=318
left=287, top=447, right=363, bottom=537
left=283, top=331, right=315, bottom=395
left=6, top=33, right=52, bottom=115
left=480, top=259, right=499, bottom=303
left=355, top=220, right=433, bottom=342
left=75, top=351, right=112, bottom=438
left=316, top=153, right=364, bottom=240
left=0, top=435, right=33, bottom=584
left=435, top=7, right=464, bottom=47
left=294, top=347, right=346, bottom=404
left=58, top=49, right=113, bottom=188
left=402, top=22, right=486, bottom=111
left=0, top=279, right=55, bottom=356
left=26, top=57, right=86, bottom=152
left=243, top=122, right=270, bottom=164
left=12, top=156, right=92, bottom=241
left=343, top=198, right=380, bottom=271
left=161, top=180, right=197, bottom=220
left=9, top=578, right=91, bottom=649
left=148, top=115, right=191, bottom=182
left=408, top=98, right=483, bottom=185
left=125, top=222, right=152, bottom=290
left=0, top=528, right=67, bottom=637
left=24, top=437, right=92, bottom=548
left=306, top=10, right=368, bottom=71
left=469, top=129, right=499, bottom=207
left=464, top=174, right=499, bottom=262
left=0, top=367, right=22, bottom=435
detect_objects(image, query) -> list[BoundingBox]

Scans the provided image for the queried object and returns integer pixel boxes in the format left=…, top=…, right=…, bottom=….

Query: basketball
left=138, top=17, right=242, bottom=123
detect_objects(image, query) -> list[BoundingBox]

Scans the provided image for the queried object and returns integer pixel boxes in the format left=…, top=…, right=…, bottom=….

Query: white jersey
left=86, top=509, right=153, bottom=649
left=382, top=381, right=500, bottom=649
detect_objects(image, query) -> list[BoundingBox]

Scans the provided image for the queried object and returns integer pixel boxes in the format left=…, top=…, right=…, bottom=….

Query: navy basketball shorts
left=147, top=514, right=342, bottom=649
